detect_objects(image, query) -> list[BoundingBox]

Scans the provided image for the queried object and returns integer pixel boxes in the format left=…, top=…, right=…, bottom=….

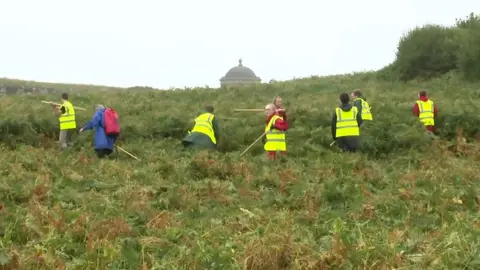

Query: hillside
left=2, top=71, right=480, bottom=269
left=2, top=12, right=480, bottom=270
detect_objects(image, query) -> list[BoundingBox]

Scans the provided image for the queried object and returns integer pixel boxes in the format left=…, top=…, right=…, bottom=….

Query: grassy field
left=2, top=71, right=480, bottom=269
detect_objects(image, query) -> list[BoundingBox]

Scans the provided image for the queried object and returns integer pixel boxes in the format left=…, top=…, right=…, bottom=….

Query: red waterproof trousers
left=267, top=151, right=286, bottom=160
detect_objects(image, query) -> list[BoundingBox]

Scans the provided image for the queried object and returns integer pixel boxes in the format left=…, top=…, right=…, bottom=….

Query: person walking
left=79, top=104, right=118, bottom=158
left=413, top=90, right=438, bottom=134
left=52, top=92, right=76, bottom=150
left=351, top=89, right=373, bottom=124
left=331, top=93, right=362, bottom=152
left=263, top=103, right=288, bottom=159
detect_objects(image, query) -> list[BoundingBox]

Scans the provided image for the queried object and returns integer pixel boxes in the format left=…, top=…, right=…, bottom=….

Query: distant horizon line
left=0, top=69, right=379, bottom=90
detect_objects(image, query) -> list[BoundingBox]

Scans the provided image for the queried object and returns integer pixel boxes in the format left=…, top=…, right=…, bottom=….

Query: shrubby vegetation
left=1, top=12, right=480, bottom=270
left=378, top=12, right=480, bottom=82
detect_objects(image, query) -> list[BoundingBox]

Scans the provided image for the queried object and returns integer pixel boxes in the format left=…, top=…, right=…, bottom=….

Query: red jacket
left=413, top=96, right=437, bottom=132
left=275, top=107, right=287, bottom=122
left=265, top=113, right=288, bottom=131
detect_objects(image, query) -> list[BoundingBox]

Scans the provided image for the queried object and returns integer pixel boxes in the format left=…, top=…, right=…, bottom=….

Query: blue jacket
left=82, top=109, right=117, bottom=150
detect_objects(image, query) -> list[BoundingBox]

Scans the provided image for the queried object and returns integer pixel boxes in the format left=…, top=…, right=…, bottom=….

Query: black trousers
left=182, top=141, right=192, bottom=148
left=340, top=145, right=357, bottom=153
left=95, top=148, right=113, bottom=158
left=336, top=137, right=359, bottom=153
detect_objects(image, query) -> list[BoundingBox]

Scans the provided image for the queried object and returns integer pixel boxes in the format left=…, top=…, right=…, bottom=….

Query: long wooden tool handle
left=234, top=109, right=264, bottom=112
left=240, top=131, right=268, bottom=156
left=116, top=145, right=141, bottom=161
left=41, top=100, right=87, bottom=111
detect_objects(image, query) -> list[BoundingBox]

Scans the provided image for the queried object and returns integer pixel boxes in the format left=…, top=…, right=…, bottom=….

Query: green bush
left=379, top=12, right=480, bottom=82
left=391, top=25, right=461, bottom=81
left=455, top=13, right=480, bottom=81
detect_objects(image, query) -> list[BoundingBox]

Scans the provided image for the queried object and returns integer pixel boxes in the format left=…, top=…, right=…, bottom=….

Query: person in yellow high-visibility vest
left=331, top=93, right=363, bottom=152
left=351, top=89, right=372, bottom=124
left=51, top=92, right=77, bottom=150
left=413, top=90, right=437, bottom=134
left=263, top=103, right=289, bottom=160
left=182, top=105, right=220, bottom=150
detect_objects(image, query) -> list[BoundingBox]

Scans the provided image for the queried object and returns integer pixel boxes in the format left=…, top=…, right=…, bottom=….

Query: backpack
left=103, top=107, right=120, bottom=136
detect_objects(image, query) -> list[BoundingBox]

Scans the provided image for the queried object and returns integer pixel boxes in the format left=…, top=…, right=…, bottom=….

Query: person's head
left=94, top=104, right=105, bottom=112
left=273, top=95, right=283, bottom=107
left=205, top=105, right=214, bottom=113
left=340, top=92, right=350, bottom=105
left=265, top=103, right=276, bottom=116
left=419, top=90, right=427, bottom=98
left=61, top=92, right=68, bottom=101
left=351, top=89, right=362, bottom=99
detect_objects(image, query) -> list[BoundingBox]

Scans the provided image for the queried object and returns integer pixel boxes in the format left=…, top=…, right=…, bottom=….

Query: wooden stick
left=234, top=109, right=264, bottom=112
left=116, top=145, right=141, bottom=161
left=240, top=131, right=268, bottom=156
left=330, top=141, right=336, bottom=146
left=41, top=100, right=87, bottom=111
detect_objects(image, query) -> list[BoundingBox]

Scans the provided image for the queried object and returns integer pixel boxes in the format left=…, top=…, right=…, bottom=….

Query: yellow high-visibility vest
left=191, top=112, right=216, bottom=144
left=59, top=101, right=76, bottom=130
left=354, top=97, right=373, bottom=121
left=416, top=100, right=435, bottom=126
left=335, top=107, right=360, bottom=137
left=264, top=115, right=286, bottom=151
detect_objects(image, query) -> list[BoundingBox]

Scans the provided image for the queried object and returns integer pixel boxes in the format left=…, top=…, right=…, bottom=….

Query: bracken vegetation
left=1, top=13, right=480, bottom=270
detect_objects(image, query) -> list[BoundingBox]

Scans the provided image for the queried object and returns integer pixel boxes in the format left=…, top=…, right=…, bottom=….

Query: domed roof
left=220, top=59, right=261, bottom=83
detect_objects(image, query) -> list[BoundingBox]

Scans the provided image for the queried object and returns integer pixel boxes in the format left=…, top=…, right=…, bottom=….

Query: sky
left=0, top=0, right=477, bottom=89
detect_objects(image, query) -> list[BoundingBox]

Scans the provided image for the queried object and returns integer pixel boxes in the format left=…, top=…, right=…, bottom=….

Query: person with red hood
left=273, top=95, right=287, bottom=122
left=263, top=103, right=289, bottom=160
left=413, top=90, right=438, bottom=133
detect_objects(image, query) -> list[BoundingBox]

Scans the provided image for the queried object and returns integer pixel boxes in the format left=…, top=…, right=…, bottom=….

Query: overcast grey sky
left=0, top=0, right=477, bottom=89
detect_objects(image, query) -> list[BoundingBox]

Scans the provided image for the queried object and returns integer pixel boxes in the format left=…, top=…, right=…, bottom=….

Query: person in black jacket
left=331, top=93, right=363, bottom=152
left=182, top=105, right=220, bottom=150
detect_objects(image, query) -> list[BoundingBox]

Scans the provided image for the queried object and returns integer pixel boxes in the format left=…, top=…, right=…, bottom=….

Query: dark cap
left=340, top=92, right=350, bottom=104
left=205, top=105, right=214, bottom=113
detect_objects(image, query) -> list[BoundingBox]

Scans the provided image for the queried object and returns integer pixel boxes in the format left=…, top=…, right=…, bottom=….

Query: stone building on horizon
left=219, top=59, right=261, bottom=88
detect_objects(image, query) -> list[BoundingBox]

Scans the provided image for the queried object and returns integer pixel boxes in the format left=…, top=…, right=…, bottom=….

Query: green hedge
left=378, top=12, right=480, bottom=82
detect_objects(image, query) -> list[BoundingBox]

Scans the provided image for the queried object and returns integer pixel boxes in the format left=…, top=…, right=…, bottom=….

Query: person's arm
left=277, top=109, right=287, bottom=122
left=81, top=111, right=101, bottom=131
left=54, top=105, right=66, bottom=116
left=331, top=112, right=337, bottom=140
left=353, top=99, right=362, bottom=117
left=433, top=105, right=438, bottom=118
left=273, top=117, right=288, bottom=131
left=212, top=117, right=220, bottom=142
left=356, top=109, right=363, bottom=127
left=412, top=103, right=419, bottom=117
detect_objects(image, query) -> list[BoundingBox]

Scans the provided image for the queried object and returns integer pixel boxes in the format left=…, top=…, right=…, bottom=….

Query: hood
left=266, top=112, right=281, bottom=123
left=339, top=103, right=353, bottom=111
left=94, top=104, right=105, bottom=112
left=419, top=96, right=429, bottom=102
